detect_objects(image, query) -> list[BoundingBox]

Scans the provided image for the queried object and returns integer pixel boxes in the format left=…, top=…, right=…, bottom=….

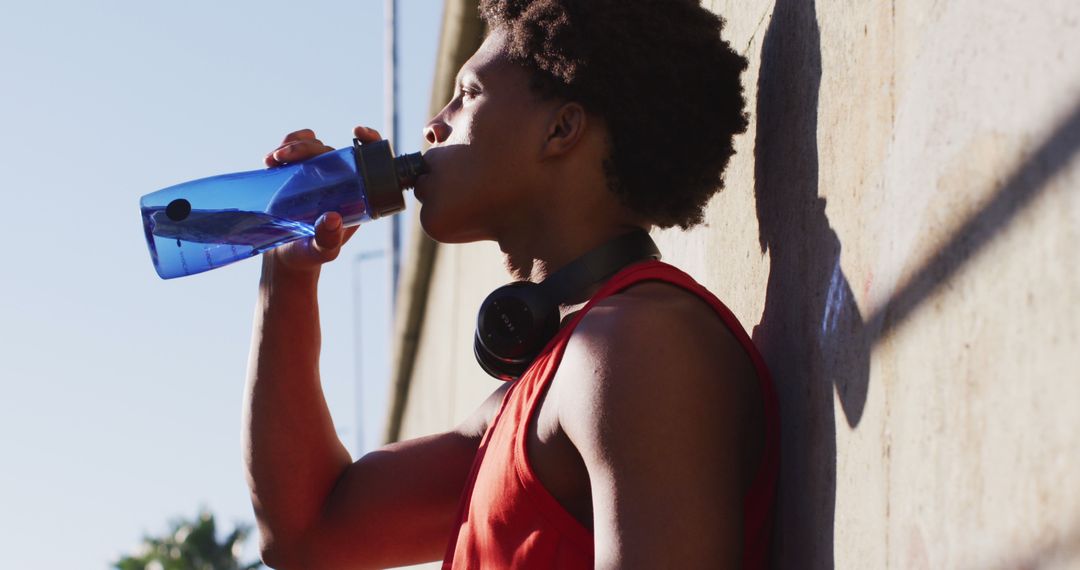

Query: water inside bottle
left=141, top=205, right=316, bottom=278
left=139, top=147, right=372, bottom=278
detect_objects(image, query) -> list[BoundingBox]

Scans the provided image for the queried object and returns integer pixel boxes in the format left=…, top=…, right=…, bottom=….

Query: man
left=244, top=1, right=778, bottom=568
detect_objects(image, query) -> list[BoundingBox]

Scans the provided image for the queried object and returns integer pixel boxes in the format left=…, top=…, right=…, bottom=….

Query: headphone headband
left=540, top=230, right=661, bottom=304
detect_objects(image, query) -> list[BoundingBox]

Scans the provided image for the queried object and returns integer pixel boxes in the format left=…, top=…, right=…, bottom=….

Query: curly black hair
left=479, top=0, right=749, bottom=229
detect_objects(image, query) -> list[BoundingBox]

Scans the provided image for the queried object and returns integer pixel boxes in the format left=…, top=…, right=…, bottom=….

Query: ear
left=541, top=102, right=588, bottom=158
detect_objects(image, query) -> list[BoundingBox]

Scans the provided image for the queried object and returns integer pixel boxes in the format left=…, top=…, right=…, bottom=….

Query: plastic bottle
left=140, top=139, right=427, bottom=279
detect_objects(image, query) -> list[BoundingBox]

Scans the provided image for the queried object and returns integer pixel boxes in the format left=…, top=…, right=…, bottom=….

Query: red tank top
left=442, top=260, right=780, bottom=569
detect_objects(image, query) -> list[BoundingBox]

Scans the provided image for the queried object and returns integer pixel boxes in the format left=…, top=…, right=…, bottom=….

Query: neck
left=497, top=161, right=648, bottom=294
left=497, top=219, right=650, bottom=318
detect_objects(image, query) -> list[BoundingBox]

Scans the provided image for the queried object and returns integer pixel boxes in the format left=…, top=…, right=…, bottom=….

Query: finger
left=267, top=139, right=334, bottom=166
left=281, top=128, right=317, bottom=145
left=265, top=130, right=322, bottom=167
left=311, top=212, right=345, bottom=261
left=275, top=138, right=329, bottom=155
left=353, top=125, right=383, bottom=143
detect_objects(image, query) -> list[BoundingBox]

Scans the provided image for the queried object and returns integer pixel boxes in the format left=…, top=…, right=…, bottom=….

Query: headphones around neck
left=473, top=230, right=661, bottom=381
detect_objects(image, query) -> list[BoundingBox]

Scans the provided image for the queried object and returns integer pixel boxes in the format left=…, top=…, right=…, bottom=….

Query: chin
left=419, top=201, right=493, bottom=245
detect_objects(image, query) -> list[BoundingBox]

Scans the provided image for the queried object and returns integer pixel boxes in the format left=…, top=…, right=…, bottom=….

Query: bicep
left=561, top=304, right=759, bottom=569
left=303, top=382, right=510, bottom=569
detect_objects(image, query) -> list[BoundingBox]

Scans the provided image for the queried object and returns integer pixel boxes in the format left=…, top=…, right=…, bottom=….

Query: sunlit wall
left=395, top=1, right=1080, bottom=568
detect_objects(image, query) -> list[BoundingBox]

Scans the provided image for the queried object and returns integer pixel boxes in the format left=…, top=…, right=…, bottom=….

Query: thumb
left=310, top=212, right=346, bottom=262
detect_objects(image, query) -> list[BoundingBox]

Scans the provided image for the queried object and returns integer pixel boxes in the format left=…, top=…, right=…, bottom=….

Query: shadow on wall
left=751, top=1, right=861, bottom=568
left=751, top=0, right=1080, bottom=567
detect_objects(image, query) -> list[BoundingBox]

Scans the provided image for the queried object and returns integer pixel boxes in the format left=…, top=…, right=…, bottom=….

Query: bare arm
left=246, top=269, right=505, bottom=567
left=243, top=128, right=505, bottom=569
left=559, top=284, right=765, bottom=569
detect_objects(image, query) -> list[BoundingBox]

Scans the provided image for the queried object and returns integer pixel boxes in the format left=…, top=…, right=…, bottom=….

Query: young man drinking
left=245, top=1, right=779, bottom=568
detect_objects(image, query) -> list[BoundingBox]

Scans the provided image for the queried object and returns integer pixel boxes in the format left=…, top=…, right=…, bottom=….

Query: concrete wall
left=397, top=239, right=509, bottom=435
left=394, top=1, right=1080, bottom=568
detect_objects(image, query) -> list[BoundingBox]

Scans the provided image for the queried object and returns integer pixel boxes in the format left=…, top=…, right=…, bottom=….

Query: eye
left=459, top=85, right=481, bottom=100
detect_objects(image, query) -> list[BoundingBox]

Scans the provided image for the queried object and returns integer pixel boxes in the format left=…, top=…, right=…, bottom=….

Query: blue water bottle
left=140, top=139, right=427, bottom=279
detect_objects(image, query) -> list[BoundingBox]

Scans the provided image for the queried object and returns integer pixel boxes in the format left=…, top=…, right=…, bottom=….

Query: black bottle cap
left=353, top=138, right=428, bottom=219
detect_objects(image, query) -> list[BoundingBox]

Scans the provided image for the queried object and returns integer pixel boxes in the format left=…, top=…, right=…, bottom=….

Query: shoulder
left=561, top=280, right=756, bottom=396
left=553, top=280, right=765, bottom=566
left=556, top=278, right=762, bottom=454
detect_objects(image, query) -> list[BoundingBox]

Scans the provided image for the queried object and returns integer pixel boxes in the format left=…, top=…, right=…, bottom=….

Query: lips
left=413, top=173, right=430, bottom=202
left=412, top=146, right=447, bottom=203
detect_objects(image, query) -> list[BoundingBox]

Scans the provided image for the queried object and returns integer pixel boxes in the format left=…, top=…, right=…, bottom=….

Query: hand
left=262, top=126, right=383, bottom=274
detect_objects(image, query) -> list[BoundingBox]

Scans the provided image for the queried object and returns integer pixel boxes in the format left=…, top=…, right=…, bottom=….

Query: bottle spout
left=394, top=152, right=429, bottom=189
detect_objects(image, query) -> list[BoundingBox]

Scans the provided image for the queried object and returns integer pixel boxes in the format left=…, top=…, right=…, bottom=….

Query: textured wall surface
left=395, top=1, right=1080, bottom=568
left=398, top=240, right=508, bottom=436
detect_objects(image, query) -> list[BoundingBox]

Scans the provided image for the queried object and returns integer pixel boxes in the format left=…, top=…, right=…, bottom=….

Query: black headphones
left=473, top=230, right=661, bottom=380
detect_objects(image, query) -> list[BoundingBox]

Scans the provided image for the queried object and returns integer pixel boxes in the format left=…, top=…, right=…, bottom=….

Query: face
left=415, top=30, right=559, bottom=243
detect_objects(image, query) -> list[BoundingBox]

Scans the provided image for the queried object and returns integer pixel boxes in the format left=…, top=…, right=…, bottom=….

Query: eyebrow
left=455, top=68, right=482, bottom=89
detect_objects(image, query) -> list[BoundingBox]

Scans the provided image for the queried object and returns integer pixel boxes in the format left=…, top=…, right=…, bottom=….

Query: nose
left=424, top=119, right=451, bottom=145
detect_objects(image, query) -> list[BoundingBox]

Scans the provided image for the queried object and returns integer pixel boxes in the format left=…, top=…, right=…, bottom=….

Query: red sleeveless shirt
left=442, top=260, right=780, bottom=569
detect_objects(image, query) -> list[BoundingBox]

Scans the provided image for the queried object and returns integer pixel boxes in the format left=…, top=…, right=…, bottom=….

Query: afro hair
left=479, top=0, right=749, bottom=229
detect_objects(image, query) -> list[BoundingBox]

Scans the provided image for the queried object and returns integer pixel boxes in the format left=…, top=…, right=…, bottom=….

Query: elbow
left=258, top=533, right=354, bottom=570
left=259, top=551, right=284, bottom=570
left=257, top=533, right=311, bottom=570
left=257, top=537, right=293, bottom=570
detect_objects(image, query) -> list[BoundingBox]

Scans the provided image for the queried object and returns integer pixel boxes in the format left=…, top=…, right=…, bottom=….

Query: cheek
left=457, top=101, right=533, bottom=158
left=443, top=117, right=509, bottom=186
left=445, top=107, right=477, bottom=146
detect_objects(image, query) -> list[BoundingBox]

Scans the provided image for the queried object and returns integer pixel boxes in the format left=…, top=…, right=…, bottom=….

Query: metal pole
left=356, top=0, right=398, bottom=455
left=385, top=0, right=401, bottom=305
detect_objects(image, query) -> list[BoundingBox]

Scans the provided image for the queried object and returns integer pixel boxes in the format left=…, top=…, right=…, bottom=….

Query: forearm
left=243, top=256, right=352, bottom=556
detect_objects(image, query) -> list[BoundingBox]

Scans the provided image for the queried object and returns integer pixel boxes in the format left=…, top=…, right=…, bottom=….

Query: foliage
left=114, top=510, right=262, bottom=570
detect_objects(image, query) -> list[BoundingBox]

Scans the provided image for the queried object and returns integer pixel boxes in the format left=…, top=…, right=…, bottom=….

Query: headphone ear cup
left=475, top=282, right=560, bottom=380
left=473, top=331, right=522, bottom=381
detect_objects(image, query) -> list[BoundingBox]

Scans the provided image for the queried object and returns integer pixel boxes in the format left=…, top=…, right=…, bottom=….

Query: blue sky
left=0, top=1, right=443, bottom=566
